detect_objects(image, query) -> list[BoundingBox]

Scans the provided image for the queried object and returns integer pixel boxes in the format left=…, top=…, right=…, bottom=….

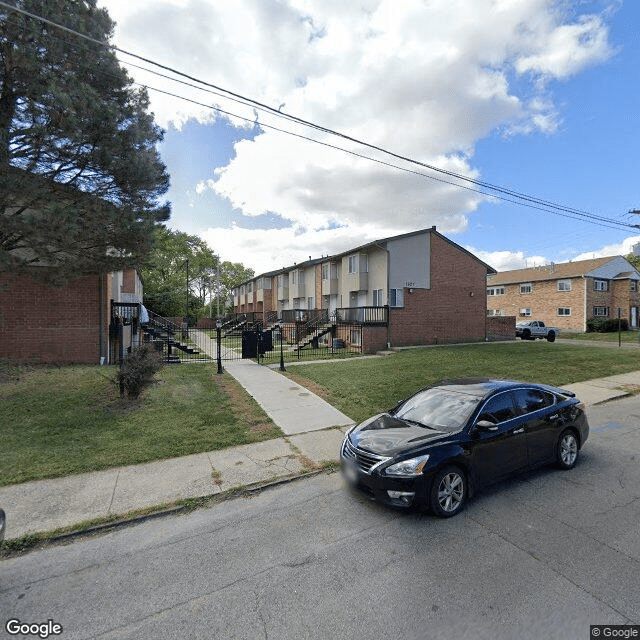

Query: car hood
left=349, top=413, right=450, bottom=457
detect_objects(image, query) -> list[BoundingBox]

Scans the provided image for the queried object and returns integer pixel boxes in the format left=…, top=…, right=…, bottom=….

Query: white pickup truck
left=515, top=320, right=559, bottom=342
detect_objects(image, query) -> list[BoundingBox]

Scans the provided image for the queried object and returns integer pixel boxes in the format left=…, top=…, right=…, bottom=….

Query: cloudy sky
left=97, top=0, right=639, bottom=275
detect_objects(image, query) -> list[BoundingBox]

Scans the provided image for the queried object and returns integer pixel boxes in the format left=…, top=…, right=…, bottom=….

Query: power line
left=1, top=0, right=637, bottom=233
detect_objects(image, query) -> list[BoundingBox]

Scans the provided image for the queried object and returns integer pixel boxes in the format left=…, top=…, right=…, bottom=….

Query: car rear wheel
left=556, top=429, right=579, bottom=469
left=430, top=466, right=466, bottom=517
left=547, top=331, right=556, bottom=342
left=522, top=329, right=531, bottom=340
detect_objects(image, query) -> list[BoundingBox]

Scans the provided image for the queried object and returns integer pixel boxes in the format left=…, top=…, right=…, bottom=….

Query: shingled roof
left=487, top=256, right=620, bottom=286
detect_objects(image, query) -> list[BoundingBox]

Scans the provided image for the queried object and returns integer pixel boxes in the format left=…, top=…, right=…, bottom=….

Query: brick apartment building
left=486, top=256, right=640, bottom=332
left=0, top=267, right=144, bottom=364
left=232, top=227, right=497, bottom=352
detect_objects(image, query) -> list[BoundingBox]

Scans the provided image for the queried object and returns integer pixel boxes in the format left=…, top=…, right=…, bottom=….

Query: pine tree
left=0, top=0, right=170, bottom=281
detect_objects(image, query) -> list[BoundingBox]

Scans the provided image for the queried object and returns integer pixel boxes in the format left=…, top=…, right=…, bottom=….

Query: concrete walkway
left=2, top=362, right=640, bottom=541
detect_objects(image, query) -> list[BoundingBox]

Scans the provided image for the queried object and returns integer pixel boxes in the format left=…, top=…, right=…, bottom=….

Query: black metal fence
left=140, top=310, right=212, bottom=364
left=112, top=306, right=386, bottom=366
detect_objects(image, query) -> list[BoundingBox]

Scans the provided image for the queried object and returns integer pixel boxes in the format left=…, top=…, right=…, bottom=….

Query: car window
left=395, top=388, right=483, bottom=432
left=513, top=389, right=554, bottom=415
left=478, top=392, right=517, bottom=423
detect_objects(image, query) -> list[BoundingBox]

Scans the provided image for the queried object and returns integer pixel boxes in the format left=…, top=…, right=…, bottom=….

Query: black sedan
left=340, top=379, right=589, bottom=517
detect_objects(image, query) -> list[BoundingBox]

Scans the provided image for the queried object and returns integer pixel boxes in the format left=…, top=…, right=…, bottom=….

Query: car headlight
left=383, top=454, right=430, bottom=477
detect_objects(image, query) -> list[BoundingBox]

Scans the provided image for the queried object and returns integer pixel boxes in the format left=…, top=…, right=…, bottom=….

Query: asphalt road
left=1, top=398, right=639, bottom=640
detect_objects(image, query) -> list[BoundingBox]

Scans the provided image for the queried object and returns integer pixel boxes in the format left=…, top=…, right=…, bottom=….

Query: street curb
left=0, top=468, right=333, bottom=557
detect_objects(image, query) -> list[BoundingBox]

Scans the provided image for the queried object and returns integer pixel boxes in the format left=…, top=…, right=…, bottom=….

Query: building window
left=593, top=279, right=608, bottom=292
left=593, top=307, right=609, bottom=316
left=351, top=330, right=361, bottom=346
left=347, top=254, right=367, bottom=274
left=372, top=289, right=384, bottom=306
left=348, top=255, right=357, bottom=274
left=557, top=280, right=572, bottom=291
left=290, top=270, right=299, bottom=285
left=631, top=281, right=637, bottom=292
left=389, top=288, right=404, bottom=308
left=307, top=297, right=314, bottom=310
left=247, top=282, right=253, bottom=293
left=487, top=309, right=503, bottom=317
left=520, top=283, right=532, bottom=294
left=322, top=264, right=329, bottom=280
left=557, top=308, right=571, bottom=316
left=519, top=308, right=532, bottom=316
left=487, top=287, right=505, bottom=296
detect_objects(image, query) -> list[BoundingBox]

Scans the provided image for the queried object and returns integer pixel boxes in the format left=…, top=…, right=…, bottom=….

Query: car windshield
left=394, top=387, right=484, bottom=432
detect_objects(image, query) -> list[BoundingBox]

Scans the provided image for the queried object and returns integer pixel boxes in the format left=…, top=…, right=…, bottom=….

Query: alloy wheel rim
left=438, top=472, right=464, bottom=512
left=561, top=434, right=577, bottom=465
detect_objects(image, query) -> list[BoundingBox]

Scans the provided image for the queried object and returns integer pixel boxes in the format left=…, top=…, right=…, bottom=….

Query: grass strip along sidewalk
left=283, top=341, right=640, bottom=424
left=2, top=341, right=640, bottom=487
left=0, top=364, right=281, bottom=487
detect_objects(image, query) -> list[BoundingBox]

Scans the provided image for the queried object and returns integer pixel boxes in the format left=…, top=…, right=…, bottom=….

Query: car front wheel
left=430, top=466, right=466, bottom=517
left=556, top=429, right=579, bottom=470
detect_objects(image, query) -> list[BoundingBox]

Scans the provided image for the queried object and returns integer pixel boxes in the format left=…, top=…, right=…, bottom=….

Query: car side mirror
left=476, top=420, right=499, bottom=432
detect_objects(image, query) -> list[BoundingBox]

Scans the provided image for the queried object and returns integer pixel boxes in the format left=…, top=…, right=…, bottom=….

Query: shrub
left=116, top=344, right=164, bottom=398
left=586, top=317, right=629, bottom=333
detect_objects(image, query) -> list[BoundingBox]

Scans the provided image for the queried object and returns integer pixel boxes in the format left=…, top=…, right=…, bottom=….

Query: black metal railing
left=142, top=310, right=211, bottom=363
left=336, top=306, right=388, bottom=325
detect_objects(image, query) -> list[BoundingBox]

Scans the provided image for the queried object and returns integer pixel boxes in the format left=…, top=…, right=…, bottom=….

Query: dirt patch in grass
left=214, top=374, right=276, bottom=434
left=283, top=372, right=332, bottom=401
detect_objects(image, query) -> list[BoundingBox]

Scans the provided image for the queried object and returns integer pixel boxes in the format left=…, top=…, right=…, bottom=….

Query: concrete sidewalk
left=2, top=366, right=640, bottom=541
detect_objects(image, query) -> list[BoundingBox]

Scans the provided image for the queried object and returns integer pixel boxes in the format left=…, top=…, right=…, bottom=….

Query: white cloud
left=99, top=0, right=618, bottom=269
left=469, top=233, right=640, bottom=275
left=573, top=235, right=640, bottom=262
left=200, top=221, right=404, bottom=275
left=466, top=247, right=550, bottom=273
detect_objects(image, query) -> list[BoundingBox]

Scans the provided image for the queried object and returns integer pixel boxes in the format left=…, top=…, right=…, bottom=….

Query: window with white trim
left=348, top=255, right=357, bottom=274
left=372, top=289, right=384, bottom=306
left=487, top=287, right=505, bottom=296
left=593, top=279, right=608, bottom=291
left=519, top=308, right=532, bottom=316
left=557, top=280, right=571, bottom=291
left=593, top=306, right=609, bottom=316
left=557, top=308, right=571, bottom=316
left=520, top=283, right=533, bottom=294
left=389, top=288, right=404, bottom=308
left=321, top=264, right=329, bottom=280
left=631, top=281, right=637, bottom=292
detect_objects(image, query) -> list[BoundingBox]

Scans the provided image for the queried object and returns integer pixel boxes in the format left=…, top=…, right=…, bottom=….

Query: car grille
left=342, top=438, right=389, bottom=474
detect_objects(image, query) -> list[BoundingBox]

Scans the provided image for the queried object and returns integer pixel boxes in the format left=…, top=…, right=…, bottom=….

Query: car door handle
left=548, top=414, right=559, bottom=421
left=512, top=428, right=524, bottom=435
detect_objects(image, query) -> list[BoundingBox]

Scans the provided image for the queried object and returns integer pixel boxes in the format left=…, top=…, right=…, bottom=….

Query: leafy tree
left=626, top=252, right=640, bottom=273
left=142, top=226, right=254, bottom=319
left=0, top=0, right=170, bottom=281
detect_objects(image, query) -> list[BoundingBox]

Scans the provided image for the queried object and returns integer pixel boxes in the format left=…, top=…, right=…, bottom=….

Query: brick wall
left=486, top=316, right=516, bottom=341
left=489, top=277, right=586, bottom=331
left=389, top=234, right=487, bottom=346
left=362, top=326, right=389, bottom=353
left=0, top=273, right=104, bottom=363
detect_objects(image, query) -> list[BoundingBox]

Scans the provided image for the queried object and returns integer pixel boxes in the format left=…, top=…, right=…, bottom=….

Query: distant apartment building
left=232, top=227, right=497, bottom=352
left=486, top=256, right=640, bottom=332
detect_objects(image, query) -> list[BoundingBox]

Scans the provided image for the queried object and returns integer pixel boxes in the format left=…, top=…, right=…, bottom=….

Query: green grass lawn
left=284, top=341, right=640, bottom=423
left=4, top=340, right=640, bottom=487
left=0, top=364, right=281, bottom=486
left=561, top=331, right=640, bottom=343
